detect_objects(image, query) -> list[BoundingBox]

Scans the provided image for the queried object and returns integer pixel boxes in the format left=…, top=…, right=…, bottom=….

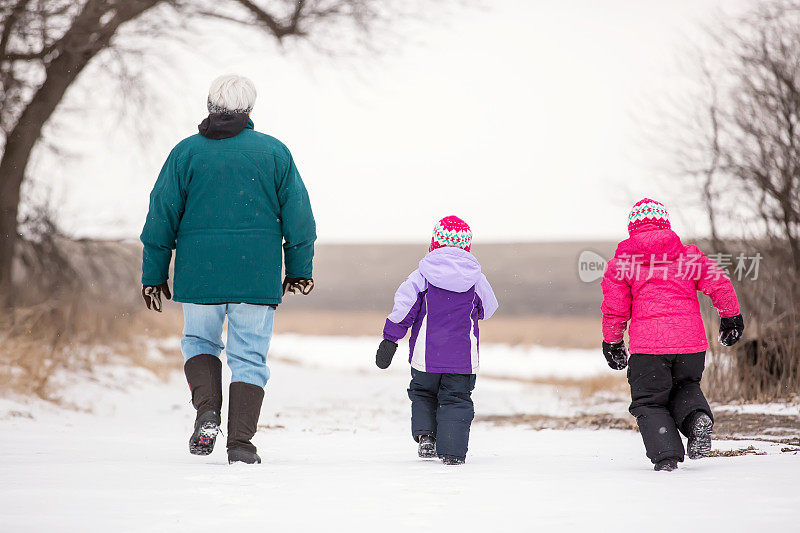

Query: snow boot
left=686, top=411, right=714, bottom=459
left=189, top=409, right=221, bottom=456
left=227, top=382, right=264, bottom=465
left=418, top=434, right=436, bottom=459
left=184, top=354, right=223, bottom=456
left=441, top=455, right=465, bottom=466
left=654, top=458, right=679, bottom=472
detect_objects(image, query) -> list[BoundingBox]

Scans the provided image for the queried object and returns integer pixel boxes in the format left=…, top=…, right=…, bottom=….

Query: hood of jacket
left=418, top=247, right=482, bottom=293
left=615, top=226, right=684, bottom=263
left=198, top=114, right=253, bottom=139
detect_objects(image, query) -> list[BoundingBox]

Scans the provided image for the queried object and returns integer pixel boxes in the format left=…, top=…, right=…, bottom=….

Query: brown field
left=127, top=306, right=601, bottom=350
left=273, top=309, right=601, bottom=349
left=276, top=241, right=617, bottom=317
left=269, top=241, right=611, bottom=348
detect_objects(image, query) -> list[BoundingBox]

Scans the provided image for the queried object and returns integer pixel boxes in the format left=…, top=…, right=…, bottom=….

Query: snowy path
left=2, top=335, right=799, bottom=532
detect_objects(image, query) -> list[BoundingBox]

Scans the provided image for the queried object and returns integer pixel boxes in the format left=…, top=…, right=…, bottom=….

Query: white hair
left=207, top=74, right=257, bottom=114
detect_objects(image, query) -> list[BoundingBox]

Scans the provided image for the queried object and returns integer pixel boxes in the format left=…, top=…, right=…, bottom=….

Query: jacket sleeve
left=600, top=256, right=632, bottom=344
left=475, top=274, right=499, bottom=320
left=383, top=270, right=427, bottom=342
left=140, top=149, right=185, bottom=285
left=691, top=246, right=741, bottom=317
left=278, top=154, right=316, bottom=279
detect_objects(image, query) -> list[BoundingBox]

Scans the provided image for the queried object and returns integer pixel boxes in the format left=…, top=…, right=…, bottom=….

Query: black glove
left=283, top=277, right=314, bottom=295
left=602, top=341, right=628, bottom=370
left=376, top=339, right=398, bottom=369
left=142, top=282, right=171, bottom=312
left=719, top=314, right=744, bottom=346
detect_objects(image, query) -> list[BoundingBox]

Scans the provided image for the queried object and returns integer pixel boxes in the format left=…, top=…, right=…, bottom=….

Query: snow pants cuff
left=632, top=412, right=685, bottom=463
left=408, top=369, right=476, bottom=459
left=627, top=352, right=711, bottom=463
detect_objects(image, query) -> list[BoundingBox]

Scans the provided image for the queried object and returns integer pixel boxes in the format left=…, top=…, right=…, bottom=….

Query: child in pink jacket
left=601, top=198, right=744, bottom=471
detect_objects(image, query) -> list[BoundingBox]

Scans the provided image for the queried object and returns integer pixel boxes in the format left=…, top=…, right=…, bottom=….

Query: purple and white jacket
left=383, top=247, right=498, bottom=374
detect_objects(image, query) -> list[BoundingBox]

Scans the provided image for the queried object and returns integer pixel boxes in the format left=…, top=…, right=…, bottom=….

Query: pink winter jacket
left=600, top=226, right=740, bottom=355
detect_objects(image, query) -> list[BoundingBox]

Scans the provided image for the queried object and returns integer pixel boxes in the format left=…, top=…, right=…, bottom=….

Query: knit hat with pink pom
left=429, top=215, right=473, bottom=252
left=628, top=198, right=671, bottom=233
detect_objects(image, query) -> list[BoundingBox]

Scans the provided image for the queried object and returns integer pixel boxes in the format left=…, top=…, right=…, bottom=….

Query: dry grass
left=477, top=413, right=637, bottom=431
left=708, top=446, right=767, bottom=457
left=478, top=410, right=800, bottom=439
left=711, top=411, right=800, bottom=437
left=0, top=299, right=183, bottom=400
left=703, top=339, right=800, bottom=403
left=485, top=373, right=628, bottom=399
left=531, top=374, right=627, bottom=398
left=0, top=234, right=186, bottom=400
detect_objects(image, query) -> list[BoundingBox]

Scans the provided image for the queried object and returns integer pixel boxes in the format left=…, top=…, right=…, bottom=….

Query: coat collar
left=198, top=113, right=253, bottom=139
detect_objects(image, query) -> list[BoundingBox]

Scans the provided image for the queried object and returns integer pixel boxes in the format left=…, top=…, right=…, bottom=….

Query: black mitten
left=719, top=314, right=744, bottom=346
left=283, top=277, right=314, bottom=295
left=141, top=282, right=172, bottom=312
left=602, top=341, right=628, bottom=370
left=376, top=339, right=398, bottom=369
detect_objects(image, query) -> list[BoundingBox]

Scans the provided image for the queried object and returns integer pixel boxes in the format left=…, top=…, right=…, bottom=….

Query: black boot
left=686, top=411, right=714, bottom=460
left=189, top=410, right=222, bottom=456
left=184, top=355, right=223, bottom=455
left=227, top=382, right=264, bottom=464
left=441, top=455, right=465, bottom=466
left=654, top=458, right=679, bottom=472
left=418, top=434, right=436, bottom=459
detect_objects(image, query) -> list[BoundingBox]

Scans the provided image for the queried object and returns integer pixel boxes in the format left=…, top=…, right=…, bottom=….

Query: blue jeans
left=181, top=303, right=275, bottom=387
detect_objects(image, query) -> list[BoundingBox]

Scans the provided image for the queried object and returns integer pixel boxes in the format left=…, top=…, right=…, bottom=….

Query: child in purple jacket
left=375, top=216, right=498, bottom=465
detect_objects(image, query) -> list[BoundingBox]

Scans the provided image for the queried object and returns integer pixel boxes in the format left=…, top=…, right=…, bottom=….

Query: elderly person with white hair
left=140, top=74, right=316, bottom=464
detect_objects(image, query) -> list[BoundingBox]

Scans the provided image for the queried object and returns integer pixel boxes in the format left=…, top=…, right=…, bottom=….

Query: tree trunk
left=0, top=135, right=27, bottom=296
left=0, top=48, right=97, bottom=296
left=0, top=0, right=162, bottom=300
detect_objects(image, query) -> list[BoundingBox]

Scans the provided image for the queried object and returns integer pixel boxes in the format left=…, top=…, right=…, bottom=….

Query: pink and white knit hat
left=628, top=198, right=671, bottom=233
left=429, top=215, right=473, bottom=252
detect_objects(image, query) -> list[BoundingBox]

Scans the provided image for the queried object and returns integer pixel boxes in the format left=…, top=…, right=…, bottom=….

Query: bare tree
left=0, top=0, right=409, bottom=300
left=674, top=0, right=800, bottom=398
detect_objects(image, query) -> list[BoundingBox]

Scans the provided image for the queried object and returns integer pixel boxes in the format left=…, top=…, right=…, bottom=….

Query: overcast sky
left=30, top=0, right=753, bottom=244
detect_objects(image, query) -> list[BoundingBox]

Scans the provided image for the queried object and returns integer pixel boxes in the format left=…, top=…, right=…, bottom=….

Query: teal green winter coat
left=140, top=119, right=316, bottom=305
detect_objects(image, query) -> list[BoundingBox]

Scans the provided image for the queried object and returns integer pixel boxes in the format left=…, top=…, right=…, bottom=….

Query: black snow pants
left=628, top=352, right=713, bottom=463
left=408, top=368, right=476, bottom=459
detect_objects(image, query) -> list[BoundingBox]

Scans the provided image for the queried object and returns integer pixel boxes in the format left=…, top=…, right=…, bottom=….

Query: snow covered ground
left=2, top=335, right=799, bottom=532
